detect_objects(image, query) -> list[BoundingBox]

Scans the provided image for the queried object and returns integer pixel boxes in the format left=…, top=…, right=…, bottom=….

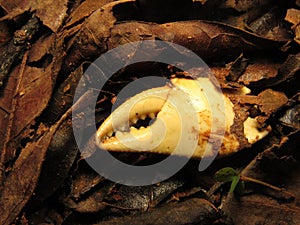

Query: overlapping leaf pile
left=0, top=0, right=299, bottom=224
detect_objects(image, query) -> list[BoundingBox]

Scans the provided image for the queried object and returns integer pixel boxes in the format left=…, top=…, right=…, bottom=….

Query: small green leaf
left=229, top=176, right=240, bottom=193
left=214, top=167, right=239, bottom=182
left=214, top=167, right=242, bottom=193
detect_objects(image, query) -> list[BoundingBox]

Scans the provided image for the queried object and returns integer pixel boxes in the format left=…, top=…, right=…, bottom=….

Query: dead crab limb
left=96, top=77, right=270, bottom=159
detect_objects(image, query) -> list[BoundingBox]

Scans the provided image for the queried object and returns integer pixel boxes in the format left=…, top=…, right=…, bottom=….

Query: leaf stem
left=240, top=175, right=295, bottom=199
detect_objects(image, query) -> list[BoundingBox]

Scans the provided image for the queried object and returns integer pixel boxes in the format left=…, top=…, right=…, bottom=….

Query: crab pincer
left=96, top=76, right=270, bottom=159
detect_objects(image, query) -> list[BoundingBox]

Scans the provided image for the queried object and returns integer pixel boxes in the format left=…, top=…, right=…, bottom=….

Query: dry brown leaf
left=0, top=20, right=11, bottom=45
left=285, top=8, right=300, bottom=45
left=94, top=198, right=218, bottom=225
left=41, top=64, right=85, bottom=125
left=238, top=61, right=280, bottom=85
left=0, top=0, right=68, bottom=32
left=104, top=179, right=184, bottom=210
left=67, top=161, right=104, bottom=200
left=223, top=193, right=300, bottom=225
left=223, top=131, right=300, bottom=225
left=0, top=109, right=71, bottom=225
left=0, top=57, right=30, bottom=165
left=28, top=118, right=78, bottom=208
left=64, top=0, right=285, bottom=73
left=235, top=89, right=288, bottom=121
left=0, top=34, right=63, bottom=165
left=12, top=66, right=53, bottom=135
left=66, top=191, right=107, bottom=213
left=62, top=0, right=134, bottom=73
left=275, top=53, right=300, bottom=86
left=239, top=53, right=300, bottom=88
left=64, top=0, right=114, bottom=29
left=108, top=20, right=284, bottom=59
left=285, top=9, right=300, bottom=27
left=28, top=34, right=55, bottom=63
left=248, top=7, right=292, bottom=42
left=0, top=0, right=298, bottom=223
left=256, top=89, right=289, bottom=116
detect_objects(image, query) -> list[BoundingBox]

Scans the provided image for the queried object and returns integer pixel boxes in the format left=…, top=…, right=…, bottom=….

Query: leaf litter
left=0, top=0, right=299, bottom=224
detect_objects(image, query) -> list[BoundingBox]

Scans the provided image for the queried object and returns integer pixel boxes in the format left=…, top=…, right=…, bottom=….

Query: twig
left=240, top=175, right=295, bottom=199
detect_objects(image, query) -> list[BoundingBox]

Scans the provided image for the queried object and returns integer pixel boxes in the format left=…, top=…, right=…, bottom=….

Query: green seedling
left=214, top=167, right=294, bottom=198
left=214, top=167, right=243, bottom=193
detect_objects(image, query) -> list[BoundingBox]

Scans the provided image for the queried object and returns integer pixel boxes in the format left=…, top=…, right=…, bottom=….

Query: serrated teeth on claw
left=130, top=117, right=139, bottom=124
left=107, top=131, right=114, bottom=137
left=96, top=85, right=171, bottom=146
left=139, top=114, right=147, bottom=120
left=96, top=77, right=270, bottom=159
left=149, top=112, right=156, bottom=119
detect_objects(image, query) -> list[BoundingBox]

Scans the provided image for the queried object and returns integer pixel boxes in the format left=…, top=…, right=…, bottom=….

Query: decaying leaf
left=270, top=53, right=300, bottom=90
left=0, top=0, right=299, bottom=224
left=41, top=63, right=85, bottom=125
left=0, top=109, right=71, bottom=225
left=64, top=0, right=114, bottom=29
left=67, top=161, right=105, bottom=201
left=247, top=7, right=292, bottom=42
left=27, top=34, right=55, bottom=63
left=0, top=15, right=40, bottom=87
left=285, top=8, right=300, bottom=45
left=63, top=0, right=286, bottom=73
left=0, top=33, right=63, bottom=166
left=95, top=198, right=218, bottom=225
left=238, top=89, right=288, bottom=114
left=0, top=0, right=68, bottom=32
left=226, top=53, right=248, bottom=82
left=223, top=192, right=300, bottom=225
left=65, top=181, right=112, bottom=213
left=0, top=20, right=11, bottom=45
left=103, top=179, right=185, bottom=211
left=28, top=117, right=78, bottom=208
left=223, top=131, right=300, bottom=225
left=238, top=59, right=281, bottom=86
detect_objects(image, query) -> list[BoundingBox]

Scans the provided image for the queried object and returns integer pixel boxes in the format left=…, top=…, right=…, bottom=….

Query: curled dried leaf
left=63, top=0, right=285, bottom=73
left=0, top=0, right=68, bottom=32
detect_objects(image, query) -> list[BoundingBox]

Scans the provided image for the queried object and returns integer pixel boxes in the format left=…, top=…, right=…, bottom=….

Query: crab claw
left=96, top=77, right=270, bottom=159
